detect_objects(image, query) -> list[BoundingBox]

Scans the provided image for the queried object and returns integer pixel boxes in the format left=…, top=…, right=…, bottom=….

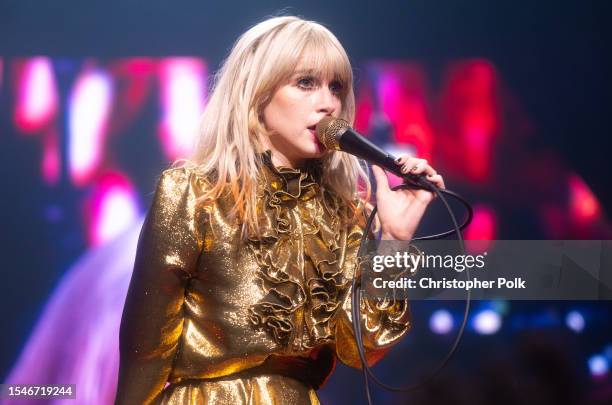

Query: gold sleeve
left=333, top=208, right=412, bottom=369
left=115, top=168, right=205, bottom=405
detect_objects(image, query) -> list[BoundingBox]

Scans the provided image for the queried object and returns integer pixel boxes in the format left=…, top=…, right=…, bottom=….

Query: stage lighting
left=472, top=309, right=502, bottom=335
left=565, top=310, right=585, bottom=333
left=88, top=174, right=139, bottom=246
left=14, top=57, right=58, bottom=133
left=159, top=58, right=207, bottom=160
left=68, top=69, right=113, bottom=185
left=429, top=309, right=454, bottom=335
left=588, top=354, right=609, bottom=378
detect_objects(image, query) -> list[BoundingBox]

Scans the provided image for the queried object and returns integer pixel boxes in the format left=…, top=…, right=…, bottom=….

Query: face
left=261, top=65, right=344, bottom=168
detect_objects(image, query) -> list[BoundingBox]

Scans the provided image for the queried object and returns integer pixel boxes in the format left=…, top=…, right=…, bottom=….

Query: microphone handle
left=339, top=128, right=432, bottom=189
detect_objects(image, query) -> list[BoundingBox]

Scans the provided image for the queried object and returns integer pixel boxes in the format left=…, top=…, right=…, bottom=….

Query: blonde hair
left=188, top=15, right=372, bottom=238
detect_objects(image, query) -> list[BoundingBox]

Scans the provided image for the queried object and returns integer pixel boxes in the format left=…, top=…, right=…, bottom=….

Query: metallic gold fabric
left=115, top=151, right=412, bottom=405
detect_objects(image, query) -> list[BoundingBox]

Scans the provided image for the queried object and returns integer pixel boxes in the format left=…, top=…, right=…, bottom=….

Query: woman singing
left=115, top=15, right=445, bottom=405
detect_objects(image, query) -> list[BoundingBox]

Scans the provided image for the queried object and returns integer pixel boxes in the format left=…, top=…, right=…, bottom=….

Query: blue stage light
left=430, top=309, right=454, bottom=335
left=588, top=354, right=609, bottom=377
left=565, top=310, right=585, bottom=333
left=472, top=309, right=502, bottom=335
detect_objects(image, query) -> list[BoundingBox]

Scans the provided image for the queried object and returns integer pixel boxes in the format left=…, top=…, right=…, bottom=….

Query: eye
left=329, top=80, right=343, bottom=95
left=296, top=76, right=316, bottom=90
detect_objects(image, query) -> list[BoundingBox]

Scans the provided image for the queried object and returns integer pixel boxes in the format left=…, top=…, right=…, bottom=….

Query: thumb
left=371, top=165, right=390, bottom=193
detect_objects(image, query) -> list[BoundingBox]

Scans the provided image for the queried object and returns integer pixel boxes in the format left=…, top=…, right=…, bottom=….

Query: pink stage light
left=356, top=63, right=434, bottom=161
left=68, top=68, right=113, bottom=186
left=87, top=172, right=139, bottom=247
left=41, top=128, right=61, bottom=185
left=378, top=65, right=433, bottom=160
left=465, top=204, right=497, bottom=253
left=106, top=58, right=157, bottom=135
left=159, top=58, right=207, bottom=161
left=466, top=204, right=497, bottom=240
left=13, top=57, right=58, bottom=134
left=439, top=60, right=500, bottom=183
left=354, top=63, right=435, bottom=189
left=354, top=79, right=374, bottom=133
left=568, top=174, right=601, bottom=224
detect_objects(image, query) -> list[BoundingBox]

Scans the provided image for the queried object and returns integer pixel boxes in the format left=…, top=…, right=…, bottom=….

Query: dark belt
left=178, top=346, right=336, bottom=390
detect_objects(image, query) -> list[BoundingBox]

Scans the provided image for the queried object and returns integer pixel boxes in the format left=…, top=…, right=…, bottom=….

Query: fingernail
left=395, top=157, right=401, bottom=163
left=401, top=165, right=408, bottom=173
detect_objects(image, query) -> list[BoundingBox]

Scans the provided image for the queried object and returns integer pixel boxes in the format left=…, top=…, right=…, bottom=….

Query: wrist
left=380, top=231, right=396, bottom=241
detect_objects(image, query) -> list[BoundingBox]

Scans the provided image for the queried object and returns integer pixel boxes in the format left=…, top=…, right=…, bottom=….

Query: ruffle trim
left=247, top=151, right=350, bottom=348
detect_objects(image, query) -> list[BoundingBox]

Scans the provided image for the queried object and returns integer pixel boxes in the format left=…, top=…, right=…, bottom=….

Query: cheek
left=265, top=94, right=291, bottom=124
left=334, top=100, right=342, bottom=115
left=265, top=94, right=306, bottom=132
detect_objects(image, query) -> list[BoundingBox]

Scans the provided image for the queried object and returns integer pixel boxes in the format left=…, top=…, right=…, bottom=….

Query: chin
left=303, top=144, right=326, bottom=158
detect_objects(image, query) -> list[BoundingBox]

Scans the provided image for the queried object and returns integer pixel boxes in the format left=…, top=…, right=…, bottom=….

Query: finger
left=420, top=164, right=437, bottom=177
left=371, top=164, right=391, bottom=193
left=401, top=158, right=435, bottom=176
left=393, top=154, right=412, bottom=166
left=399, top=157, right=419, bottom=174
left=425, top=174, right=445, bottom=189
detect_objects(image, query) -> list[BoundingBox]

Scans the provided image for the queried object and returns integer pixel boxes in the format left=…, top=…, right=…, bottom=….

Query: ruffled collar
left=258, top=150, right=323, bottom=201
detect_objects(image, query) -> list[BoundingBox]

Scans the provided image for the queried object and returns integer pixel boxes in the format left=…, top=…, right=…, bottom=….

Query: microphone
left=315, top=116, right=434, bottom=189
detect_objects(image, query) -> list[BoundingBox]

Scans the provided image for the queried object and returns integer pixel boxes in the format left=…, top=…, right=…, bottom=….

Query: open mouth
left=308, top=125, right=324, bottom=150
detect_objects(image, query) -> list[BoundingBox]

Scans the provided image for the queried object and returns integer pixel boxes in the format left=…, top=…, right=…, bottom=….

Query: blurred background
left=1, top=0, right=611, bottom=404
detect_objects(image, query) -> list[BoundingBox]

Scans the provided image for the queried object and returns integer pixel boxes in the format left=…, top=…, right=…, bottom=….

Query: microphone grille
left=315, top=117, right=350, bottom=150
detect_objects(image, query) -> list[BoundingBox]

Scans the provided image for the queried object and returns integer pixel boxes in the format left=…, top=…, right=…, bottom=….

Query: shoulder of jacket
left=158, top=166, right=213, bottom=192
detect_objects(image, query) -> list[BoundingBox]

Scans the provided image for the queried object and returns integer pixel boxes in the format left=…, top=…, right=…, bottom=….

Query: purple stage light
left=430, top=309, right=454, bottom=335
left=565, top=310, right=585, bottom=333
left=588, top=354, right=609, bottom=378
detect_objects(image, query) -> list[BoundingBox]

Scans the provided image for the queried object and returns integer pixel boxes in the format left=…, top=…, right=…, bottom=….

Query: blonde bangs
left=252, top=21, right=354, bottom=119
left=299, top=29, right=353, bottom=100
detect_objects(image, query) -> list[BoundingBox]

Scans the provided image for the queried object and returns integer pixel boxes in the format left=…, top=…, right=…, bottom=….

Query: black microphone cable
left=350, top=167, right=474, bottom=405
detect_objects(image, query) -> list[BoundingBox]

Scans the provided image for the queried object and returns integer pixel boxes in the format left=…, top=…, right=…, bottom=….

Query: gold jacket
left=115, top=152, right=411, bottom=404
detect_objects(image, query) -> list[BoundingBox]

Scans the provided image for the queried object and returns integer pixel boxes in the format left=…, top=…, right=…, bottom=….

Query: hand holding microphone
left=315, top=116, right=446, bottom=240
left=315, top=117, right=445, bottom=192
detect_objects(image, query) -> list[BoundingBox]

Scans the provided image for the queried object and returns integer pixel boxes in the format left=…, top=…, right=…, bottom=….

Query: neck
left=271, top=152, right=305, bottom=169
left=259, top=137, right=305, bottom=169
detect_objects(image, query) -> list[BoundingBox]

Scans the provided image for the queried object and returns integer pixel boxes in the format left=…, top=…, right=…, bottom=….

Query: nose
left=315, top=86, right=338, bottom=115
